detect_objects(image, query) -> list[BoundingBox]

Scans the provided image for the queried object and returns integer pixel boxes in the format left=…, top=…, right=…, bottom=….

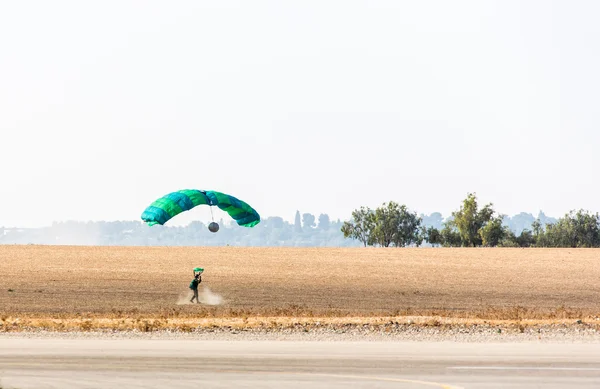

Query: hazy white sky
left=1, top=0, right=599, bottom=228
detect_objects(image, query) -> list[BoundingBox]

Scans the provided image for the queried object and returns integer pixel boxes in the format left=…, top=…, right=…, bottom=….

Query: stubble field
left=1, top=245, right=600, bottom=331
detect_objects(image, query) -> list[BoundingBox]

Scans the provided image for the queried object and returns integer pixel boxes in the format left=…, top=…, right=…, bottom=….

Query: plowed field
left=2, top=246, right=600, bottom=319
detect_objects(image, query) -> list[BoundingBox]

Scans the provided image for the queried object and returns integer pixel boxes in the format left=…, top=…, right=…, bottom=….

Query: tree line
left=341, top=193, right=600, bottom=248
left=0, top=213, right=359, bottom=247
left=2, top=196, right=597, bottom=247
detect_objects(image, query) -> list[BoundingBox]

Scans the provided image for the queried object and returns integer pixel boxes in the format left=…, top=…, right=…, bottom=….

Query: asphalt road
left=1, top=337, right=600, bottom=388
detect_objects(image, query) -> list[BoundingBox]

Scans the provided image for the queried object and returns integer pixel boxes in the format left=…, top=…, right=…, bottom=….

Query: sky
left=1, top=0, right=599, bottom=228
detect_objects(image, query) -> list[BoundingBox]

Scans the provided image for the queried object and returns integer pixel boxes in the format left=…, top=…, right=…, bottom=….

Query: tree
left=392, top=205, right=423, bottom=247
left=452, top=193, right=494, bottom=247
left=440, top=221, right=462, bottom=247
left=515, top=229, right=535, bottom=247
left=535, top=210, right=600, bottom=248
left=479, top=215, right=506, bottom=247
left=532, top=219, right=543, bottom=236
left=318, top=213, right=330, bottom=230
left=371, top=202, right=399, bottom=247
left=302, top=213, right=316, bottom=229
left=424, top=226, right=443, bottom=246
left=341, top=206, right=375, bottom=247
left=498, top=229, right=519, bottom=247
left=369, top=202, right=423, bottom=247
left=294, top=210, right=302, bottom=233
left=267, top=216, right=285, bottom=229
left=570, top=210, right=600, bottom=247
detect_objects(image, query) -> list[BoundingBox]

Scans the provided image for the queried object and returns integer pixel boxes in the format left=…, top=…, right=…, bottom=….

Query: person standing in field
left=189, top=270, right=202, bottom=303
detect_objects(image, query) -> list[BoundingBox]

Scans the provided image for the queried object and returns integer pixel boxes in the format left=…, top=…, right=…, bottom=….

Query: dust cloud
left=177, top=287, right=223, bottom=306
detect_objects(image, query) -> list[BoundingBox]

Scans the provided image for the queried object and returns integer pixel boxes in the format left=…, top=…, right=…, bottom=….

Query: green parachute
left=141, top=189, right=260, bottom=230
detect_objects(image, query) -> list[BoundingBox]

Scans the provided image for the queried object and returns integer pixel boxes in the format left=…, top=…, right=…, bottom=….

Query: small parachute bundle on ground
left=141, top=189, right=260, bottom=232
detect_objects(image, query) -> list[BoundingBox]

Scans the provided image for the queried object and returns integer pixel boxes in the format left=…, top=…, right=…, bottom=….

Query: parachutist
left=189, top=268, right=203, bottom=303
left=208, top=222, right=219, bottom=233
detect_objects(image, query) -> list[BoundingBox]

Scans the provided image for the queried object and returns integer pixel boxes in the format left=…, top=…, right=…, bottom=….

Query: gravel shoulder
left=2, top=318, right=600, bottom=343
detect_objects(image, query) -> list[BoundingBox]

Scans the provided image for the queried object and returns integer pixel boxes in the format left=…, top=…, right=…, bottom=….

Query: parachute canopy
left=141, top=189, right=260, bottom=227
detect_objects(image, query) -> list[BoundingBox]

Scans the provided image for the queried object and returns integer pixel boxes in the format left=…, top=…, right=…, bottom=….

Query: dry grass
left=2, top=315, right=599, bottom=333
left=1, top=246, right=600, bottom=328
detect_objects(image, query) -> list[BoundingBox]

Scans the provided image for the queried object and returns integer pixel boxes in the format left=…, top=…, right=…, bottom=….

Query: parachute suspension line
left=209, top=205, right=215, bottom=222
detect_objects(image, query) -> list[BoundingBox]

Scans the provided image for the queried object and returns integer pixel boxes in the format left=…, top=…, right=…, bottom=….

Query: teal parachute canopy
left=141, top=189, right=260, bottom=227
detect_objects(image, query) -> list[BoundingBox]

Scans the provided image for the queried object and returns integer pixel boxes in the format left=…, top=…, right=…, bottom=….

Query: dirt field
left=2, top=246, right=600, bottom=323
